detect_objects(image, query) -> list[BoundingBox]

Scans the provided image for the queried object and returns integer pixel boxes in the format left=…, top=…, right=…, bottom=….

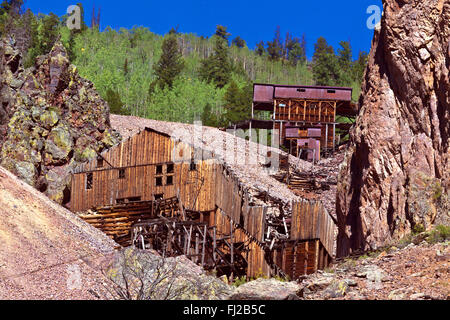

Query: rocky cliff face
left=0, top=38, right=121, bottom=205
left=336, top=0, right=449, bottom=257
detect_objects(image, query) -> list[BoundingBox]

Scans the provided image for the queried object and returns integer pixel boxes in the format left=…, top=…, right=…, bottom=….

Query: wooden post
left=293, top=244, right=298, bottom=280
left=230, top=220, right=234, bottom=283
left=333, top=101, right=337, bottom=122
left=333, top=123, right=336, bottom=151
left=201, top=224, right=207, bottom=267
left=230, top=221, right=234, bottom=265
left=319, top=101, right=322, bottom=122
left=288, top=100, right=291, bottom=120
left=279, top=122, right=283, bottom=147
left=195, top=232, right=199, bottom=263
left=187, top=225, right=193, bottom=256
left=314, top=240, right=320, bottom=273
left=273, top=100, right=277, bottom=121
left=325, top=124, right=329, bottom=152
left=213, top=226, right=217, bottom=263
left=304, top=242, right=309, bottom=275
left=303, top=100, right=306, bottom=121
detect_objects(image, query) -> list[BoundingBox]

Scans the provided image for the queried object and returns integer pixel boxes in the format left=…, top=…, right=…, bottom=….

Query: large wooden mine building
left=70, top=120, right=336, bottom=280
left=235, top=83, right=357, bottom=161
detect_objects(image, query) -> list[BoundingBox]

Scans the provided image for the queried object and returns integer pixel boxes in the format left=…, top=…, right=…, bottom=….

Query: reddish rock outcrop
left=336, top=0, right=449, bottom=257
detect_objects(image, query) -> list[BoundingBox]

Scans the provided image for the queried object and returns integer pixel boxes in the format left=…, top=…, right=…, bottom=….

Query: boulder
left=229, top=278, right=301, bottom=300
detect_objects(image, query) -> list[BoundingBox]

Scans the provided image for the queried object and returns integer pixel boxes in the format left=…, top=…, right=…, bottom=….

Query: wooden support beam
left=304, top=242, right=309, bottom=276
left=279, top=122, right=283, bottom=147
left=213, top=226, right=217, bottom=263
left=273, top=99, right=277, bottom=121
left=201, top=224, right=207, bottom=267
left=288, top=100, right=291, bottom=120
left=303, top=100, right=306, bottom=121
left=314, top=240, right=320, bottom=272
left=333, top=123, right=336, bottom=151
left=187, top=225, right=193, bottom=256
left=319, top=101, right=322, bottom=122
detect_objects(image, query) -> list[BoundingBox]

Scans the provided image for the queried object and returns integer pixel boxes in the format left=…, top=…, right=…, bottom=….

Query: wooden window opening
left=167, top=163, right=174, bottom=174
left=166, top=175, right=174, bottom=186
left=97, top=156, right=104, bottom=168
left=154, top=194, right=164, bottom=201
left=86, top=173, right=93, bottom=190
left=156, top=165, right=163, bottom=175
left=119, top=169, right=126, bottom=179
left=156, top=176, right=163, bottom=187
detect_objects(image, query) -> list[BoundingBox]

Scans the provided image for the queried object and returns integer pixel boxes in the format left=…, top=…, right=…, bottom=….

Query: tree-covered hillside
left=1, top=1, right=368, bottom=126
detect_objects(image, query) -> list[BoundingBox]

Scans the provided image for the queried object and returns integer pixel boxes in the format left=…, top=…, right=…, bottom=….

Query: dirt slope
left=0, top=166, right=116, bottom=300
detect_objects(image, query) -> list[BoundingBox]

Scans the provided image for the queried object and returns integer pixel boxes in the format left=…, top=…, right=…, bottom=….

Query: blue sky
left=25, top=0, right=383, bottom=60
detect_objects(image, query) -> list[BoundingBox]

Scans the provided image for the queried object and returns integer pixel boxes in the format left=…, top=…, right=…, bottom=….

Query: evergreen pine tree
left=105, top=88, right=127, bottom=115
left=266, top=26, right=283, bottom=61
left=232, top=36, right=245, bottom=48
left=337, top=40, right=353, bottom=85
left=24, top=13, right=60, bottom=68
left=222, top=81, right=252, bottom=125
left=215, top=25, right=230, bottom=42
left=149, top=32, right=184, bottom=93
left=255, top=41, right=265, bottom=56
left=312, top=37, right=340, bottom=86
left=201, top=103, right=221, bottom=127
left=199, top=27, right=231, bottom=88
left=352, top=50, right=368, bottom=82
left=124, top=58, right=129, bottom=76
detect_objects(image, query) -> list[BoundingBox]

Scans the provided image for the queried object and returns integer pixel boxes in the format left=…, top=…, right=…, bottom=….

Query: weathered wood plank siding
left=71, top=128, right=217, bottom=212
left=290, top=200, right=335, bottom=257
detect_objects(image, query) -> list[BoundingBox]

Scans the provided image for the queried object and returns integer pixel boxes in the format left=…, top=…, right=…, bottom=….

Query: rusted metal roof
left=253, top=83, right=353, bottom=104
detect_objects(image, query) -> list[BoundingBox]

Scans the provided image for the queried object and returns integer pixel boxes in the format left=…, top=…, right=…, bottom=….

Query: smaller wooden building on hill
left=234, top=83, right=357, bottom=161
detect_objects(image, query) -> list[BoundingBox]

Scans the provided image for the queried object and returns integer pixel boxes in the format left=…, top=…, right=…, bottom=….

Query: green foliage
left=3, top=8, right=367, bottom=125
left=201, top=103, right=221, bottom=127
left=255, top=41, right=265, bottom=56
left=199, top=33, right=231, bottom=88
left=266, top=26, right=283, bottom=61
left=105, top=88, right=128, bottom=115
left=352, top=51, right=368, bottom=82
left=222, top=80, right=252, bottom=125
left=428, top=225, right=450, bottom=243
left=398, top=224, right=450, bottom=247
left=24, top=13, right=60, bottom=68
left=149, top=33, right=184, bottom=94
left=232, top=36, right=246, bottom=49
left=214, top=25, right=230, bottom=41
left=312, top=36, right=340, bottom=86
left=337, top=40, right=353, bottom=85
left=412, top=223, right=425, bottom=235
left=232, top=276, right=247, bottom=287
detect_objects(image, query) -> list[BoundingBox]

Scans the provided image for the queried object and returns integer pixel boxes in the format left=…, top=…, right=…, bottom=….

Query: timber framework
left=233, top=83, right=357, bottom=162
left=70, top=117, right=336, bottom=280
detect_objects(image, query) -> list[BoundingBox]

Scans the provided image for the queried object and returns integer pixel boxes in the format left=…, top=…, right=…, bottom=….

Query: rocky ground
left=298, top=239, right=449, bottom=300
